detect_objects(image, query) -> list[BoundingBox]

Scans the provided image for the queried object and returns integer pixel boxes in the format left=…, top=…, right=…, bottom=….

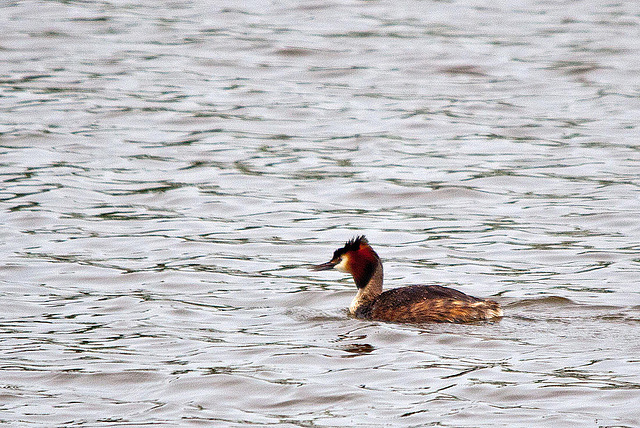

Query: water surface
left=1, top=0, right=640, bottom=426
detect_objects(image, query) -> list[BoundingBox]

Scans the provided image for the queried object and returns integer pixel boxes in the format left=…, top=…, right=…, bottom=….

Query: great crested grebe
left=313, top=236, right=503, bottom=323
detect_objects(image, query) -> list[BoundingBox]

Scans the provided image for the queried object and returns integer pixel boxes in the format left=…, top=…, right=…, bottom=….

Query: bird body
left=313, top=236, right=502, bottom=323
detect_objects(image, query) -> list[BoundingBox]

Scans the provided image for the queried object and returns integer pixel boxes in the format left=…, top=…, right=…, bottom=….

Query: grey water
left=1, top=0, right=640, bottom=426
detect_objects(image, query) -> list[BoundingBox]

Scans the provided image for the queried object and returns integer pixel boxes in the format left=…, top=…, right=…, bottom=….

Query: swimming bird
left=313, top=236, right=503, bottom=323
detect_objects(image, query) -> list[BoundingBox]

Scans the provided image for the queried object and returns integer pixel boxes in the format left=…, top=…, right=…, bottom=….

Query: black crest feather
left=346, top=235, right=368, bottom=250
left=333, top=235, right=368, bottom=259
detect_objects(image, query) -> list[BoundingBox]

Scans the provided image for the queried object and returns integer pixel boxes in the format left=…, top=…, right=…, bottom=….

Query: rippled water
left=2, top=0, right=640, bottom=426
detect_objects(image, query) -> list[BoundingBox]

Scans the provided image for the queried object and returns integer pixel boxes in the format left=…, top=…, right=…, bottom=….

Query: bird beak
left=312, top=261, right=336, bottom=271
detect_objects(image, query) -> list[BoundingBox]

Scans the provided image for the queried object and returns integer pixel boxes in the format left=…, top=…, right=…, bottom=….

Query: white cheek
left=334, top=258, right=349, bottom=272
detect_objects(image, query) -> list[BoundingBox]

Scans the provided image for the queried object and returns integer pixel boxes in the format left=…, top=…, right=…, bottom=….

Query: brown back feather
left=362, top=285, right=500, bottom=323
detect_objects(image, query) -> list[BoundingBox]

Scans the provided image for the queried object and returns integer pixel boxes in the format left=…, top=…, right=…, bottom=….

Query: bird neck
left=349, top=259, right=383, bottom=314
